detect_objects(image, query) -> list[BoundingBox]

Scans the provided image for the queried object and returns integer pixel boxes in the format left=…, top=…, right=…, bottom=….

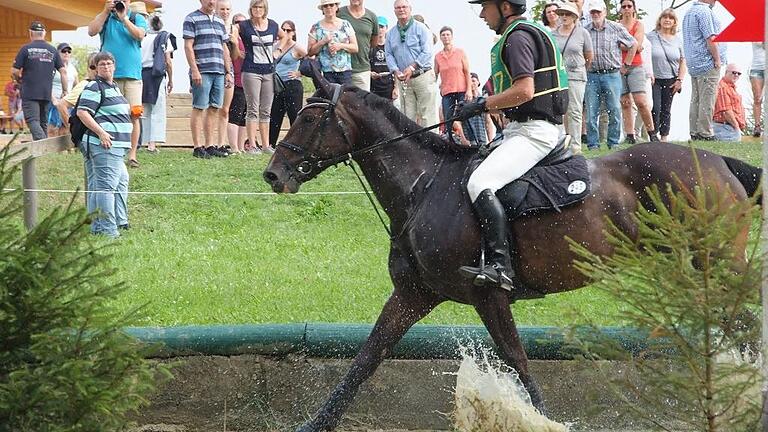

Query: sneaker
left=246, top=147, right=262, bottom=155
left=206, top=146, right=228, bottom=157
left=622, top=134, right=636, bottom=145
left=193, top=147, right=211, bottom=159
left=754, top=126, right=762, bottom=138
left=262, top=145, right=275, bottom=155
left=698, top=135, right=716, bottom=142
left=647, top=131, right=660, bottom=142
left=118, top=223, right=131, bottom=231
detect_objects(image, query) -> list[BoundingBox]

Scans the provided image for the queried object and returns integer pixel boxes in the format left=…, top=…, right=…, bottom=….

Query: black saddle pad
left=496, top=155, right=590, bottom=219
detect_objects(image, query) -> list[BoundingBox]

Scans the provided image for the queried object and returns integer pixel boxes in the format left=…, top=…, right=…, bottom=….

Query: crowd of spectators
left=6, top=0, right=766, bottom=236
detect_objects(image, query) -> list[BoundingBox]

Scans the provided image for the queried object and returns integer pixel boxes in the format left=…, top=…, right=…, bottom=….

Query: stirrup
left=458, top=265, right=515, bottom=292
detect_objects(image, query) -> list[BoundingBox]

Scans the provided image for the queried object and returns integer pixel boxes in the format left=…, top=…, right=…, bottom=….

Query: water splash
left=452, top=349, right=569, bottom=432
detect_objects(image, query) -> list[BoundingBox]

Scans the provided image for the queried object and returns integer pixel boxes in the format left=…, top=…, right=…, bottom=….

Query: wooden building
left=0, top=0, right=161, bottom=111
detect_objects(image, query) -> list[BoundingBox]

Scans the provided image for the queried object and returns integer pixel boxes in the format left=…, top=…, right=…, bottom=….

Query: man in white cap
left=11, top=21, right=67, bottom=141
left=583, top=0, right=637, bottom=150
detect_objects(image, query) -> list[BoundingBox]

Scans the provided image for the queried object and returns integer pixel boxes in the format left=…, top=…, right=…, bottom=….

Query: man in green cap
left=454, top=0, right=569, bottom=292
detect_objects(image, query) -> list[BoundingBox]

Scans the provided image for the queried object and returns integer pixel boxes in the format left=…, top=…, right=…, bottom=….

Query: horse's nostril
left=263, top=170, right=278, bottom=184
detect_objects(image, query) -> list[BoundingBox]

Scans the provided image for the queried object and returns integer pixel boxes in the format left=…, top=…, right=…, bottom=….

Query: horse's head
left=263, top=71, right=360, bottom=194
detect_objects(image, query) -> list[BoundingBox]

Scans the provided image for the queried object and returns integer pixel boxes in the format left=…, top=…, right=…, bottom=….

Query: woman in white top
left=140, top=14, right=175, bottom=152
left=750, top=43, right=765, bottom=137
left=49, top=42, right=79, bottom=137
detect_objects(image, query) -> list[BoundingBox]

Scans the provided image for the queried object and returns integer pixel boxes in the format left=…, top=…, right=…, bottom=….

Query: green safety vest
left=490, top=19, right=569, bottom=98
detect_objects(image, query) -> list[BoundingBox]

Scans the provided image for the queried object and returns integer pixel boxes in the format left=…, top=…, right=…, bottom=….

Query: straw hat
left=317, top=0, right=339, bottom=10
left=129, top=1, right=149, bottom=16
left=556, top=2, right=580, bottom=17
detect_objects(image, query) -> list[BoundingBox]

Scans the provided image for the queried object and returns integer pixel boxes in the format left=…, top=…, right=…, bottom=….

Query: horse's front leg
left=474, top=289, right=546, bottom=412
left=297, top=285, right=442, bottom=432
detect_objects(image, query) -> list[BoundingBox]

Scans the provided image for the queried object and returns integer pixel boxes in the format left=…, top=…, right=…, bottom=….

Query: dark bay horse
left=263, top=80, right=761, bottom=432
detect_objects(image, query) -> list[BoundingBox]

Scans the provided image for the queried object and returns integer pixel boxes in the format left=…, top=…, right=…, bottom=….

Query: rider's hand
left=454, top=96, right=487, bottom=121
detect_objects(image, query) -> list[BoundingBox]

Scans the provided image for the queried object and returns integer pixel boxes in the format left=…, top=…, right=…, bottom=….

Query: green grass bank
left=16, top=140, right=762, bottom=328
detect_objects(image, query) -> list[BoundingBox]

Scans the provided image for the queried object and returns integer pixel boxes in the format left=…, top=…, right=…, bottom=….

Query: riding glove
left=454, top=96, right=487, bottom=121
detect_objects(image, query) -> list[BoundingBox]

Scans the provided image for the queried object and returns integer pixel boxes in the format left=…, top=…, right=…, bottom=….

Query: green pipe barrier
left=125, top=324, right=651, bottom=361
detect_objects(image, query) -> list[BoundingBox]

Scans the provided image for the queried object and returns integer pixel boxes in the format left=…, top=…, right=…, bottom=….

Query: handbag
left=252, top=23, right=286, bottom=94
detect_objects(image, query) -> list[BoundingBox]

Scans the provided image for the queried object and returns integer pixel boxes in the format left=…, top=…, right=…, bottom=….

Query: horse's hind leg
left=474, top=289, right=546, bottom=412
left=297, top=286, right=442, bottom=432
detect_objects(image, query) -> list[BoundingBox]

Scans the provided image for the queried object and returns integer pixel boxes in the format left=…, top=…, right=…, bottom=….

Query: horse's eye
left=304, top=115, right=316, bottom=123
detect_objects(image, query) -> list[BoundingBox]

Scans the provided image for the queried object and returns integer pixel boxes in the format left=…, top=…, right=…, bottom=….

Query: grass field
left=14, top=140, right=763, bottom=328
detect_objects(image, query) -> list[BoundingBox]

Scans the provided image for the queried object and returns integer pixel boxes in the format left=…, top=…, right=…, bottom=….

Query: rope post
left=21, top=157, right=37, bottom=230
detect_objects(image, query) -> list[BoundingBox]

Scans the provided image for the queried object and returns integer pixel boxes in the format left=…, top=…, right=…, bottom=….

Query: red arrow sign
left=716, top=0, right=765, bottom=42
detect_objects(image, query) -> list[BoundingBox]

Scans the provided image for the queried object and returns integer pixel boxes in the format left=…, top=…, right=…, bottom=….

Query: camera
left=114, top=1, right=126, bottom=12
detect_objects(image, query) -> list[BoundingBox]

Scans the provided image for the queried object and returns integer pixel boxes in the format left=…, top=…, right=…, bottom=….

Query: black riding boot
left=459, top=189, right=515, bottom=291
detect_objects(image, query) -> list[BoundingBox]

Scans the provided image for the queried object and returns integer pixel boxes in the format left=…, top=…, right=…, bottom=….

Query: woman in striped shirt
left=76, top=51, right=132, bottom=238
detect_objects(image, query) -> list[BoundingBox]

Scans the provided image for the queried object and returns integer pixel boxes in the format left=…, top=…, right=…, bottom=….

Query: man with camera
left=88, top=0, right=148, bottom=168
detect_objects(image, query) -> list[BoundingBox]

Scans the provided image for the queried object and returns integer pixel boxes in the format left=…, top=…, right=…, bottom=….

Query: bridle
left=277, top=83, right=454, bottom=179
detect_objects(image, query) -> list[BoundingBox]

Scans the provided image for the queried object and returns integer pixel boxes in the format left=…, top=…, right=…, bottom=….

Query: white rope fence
left=3, top=188, right=368, bottom=196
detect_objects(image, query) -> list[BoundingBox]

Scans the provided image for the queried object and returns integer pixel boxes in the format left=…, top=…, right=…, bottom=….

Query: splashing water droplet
left=452, top=348, right=570, bottom=432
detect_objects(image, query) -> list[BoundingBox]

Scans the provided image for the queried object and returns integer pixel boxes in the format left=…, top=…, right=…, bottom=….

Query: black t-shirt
left=503, top=30, right=536, bottom=83
left=13, top=40, right=62, bottom=101
left=370, top=44, right=394, bottom=99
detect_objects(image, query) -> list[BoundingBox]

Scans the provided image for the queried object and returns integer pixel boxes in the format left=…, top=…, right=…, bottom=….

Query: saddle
left=466, top=135, right=592, bottom=220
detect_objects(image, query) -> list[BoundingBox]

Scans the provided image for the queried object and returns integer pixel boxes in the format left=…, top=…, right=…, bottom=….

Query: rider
left=455, top=0, right=569, bottom=291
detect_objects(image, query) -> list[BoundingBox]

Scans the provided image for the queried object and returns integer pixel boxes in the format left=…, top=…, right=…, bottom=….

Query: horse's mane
left=317, top=86, right=475, bottom=157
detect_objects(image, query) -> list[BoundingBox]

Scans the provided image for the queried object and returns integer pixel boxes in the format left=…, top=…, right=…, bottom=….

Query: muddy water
left=452, top=352, right=570, bottom=432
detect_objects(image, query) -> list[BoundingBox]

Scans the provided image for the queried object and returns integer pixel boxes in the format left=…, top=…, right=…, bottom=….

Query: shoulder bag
left=654, top=32, right=682, bottom=93
left=252, top=23, right=285, bottom=94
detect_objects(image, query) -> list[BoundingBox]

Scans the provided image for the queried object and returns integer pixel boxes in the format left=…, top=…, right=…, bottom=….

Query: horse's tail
left=722, top=156, right=763, bottom=205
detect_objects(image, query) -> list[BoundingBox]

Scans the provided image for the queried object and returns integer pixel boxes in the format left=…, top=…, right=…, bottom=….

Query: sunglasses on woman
left=282, top=28, right=294, bottom=32
left=61, top=49, right=72, bottom=54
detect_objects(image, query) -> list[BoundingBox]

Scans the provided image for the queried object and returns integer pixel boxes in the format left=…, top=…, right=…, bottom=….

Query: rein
left=277, top=84, right=458, bottom=238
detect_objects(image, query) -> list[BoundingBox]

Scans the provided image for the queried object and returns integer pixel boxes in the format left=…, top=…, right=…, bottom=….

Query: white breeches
left=467, top=120, right=561, bottom=202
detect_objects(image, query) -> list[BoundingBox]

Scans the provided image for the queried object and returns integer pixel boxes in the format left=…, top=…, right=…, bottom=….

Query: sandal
left=128, top=159, right=140, bottom=168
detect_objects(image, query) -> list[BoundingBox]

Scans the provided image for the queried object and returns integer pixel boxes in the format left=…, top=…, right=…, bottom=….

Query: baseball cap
left=588, top=0, right=607, bottom=12
left=57, top=42, right=72, bottom=52
left=29, top=21, right=45, bottom=31
left=378, top=16, right=389, bottom=27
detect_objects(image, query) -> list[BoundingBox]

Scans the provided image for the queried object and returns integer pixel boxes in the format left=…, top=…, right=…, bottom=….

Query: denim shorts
left=191, top=73, right=225, bottom=110
left=750, top=69, right=765, bottom=80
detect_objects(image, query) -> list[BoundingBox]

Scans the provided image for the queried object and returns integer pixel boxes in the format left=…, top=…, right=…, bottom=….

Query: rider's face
left=479, top=2, right=501, bottom=31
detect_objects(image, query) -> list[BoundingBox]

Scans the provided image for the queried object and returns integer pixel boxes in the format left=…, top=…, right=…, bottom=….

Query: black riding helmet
left=468, top=0, right=527, bottom=34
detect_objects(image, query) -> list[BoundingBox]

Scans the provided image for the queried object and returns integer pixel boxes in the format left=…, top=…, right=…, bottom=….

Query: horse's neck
left=353, top=119, right=446, bottom=227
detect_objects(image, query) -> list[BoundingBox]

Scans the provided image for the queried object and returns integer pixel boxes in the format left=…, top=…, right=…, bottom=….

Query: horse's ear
left=299, top=57, right=334, bottom=98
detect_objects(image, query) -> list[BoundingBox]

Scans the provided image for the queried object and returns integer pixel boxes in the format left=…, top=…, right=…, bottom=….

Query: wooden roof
left=0, top=0, right=162, bottom=31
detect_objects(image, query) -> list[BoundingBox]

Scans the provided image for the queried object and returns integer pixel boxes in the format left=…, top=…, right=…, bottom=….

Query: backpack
left=69, top=79, right=106, bottom=147
left=151, top=31, right=171, bottom=77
